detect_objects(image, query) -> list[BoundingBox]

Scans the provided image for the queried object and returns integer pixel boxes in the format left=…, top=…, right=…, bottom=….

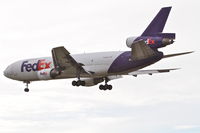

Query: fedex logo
left=21, top=59, right=52, bottom=72
left=146, top=38, right=155, bottom=45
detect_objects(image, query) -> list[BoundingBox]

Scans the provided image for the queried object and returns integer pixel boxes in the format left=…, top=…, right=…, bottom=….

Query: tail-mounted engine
left=37, top=68, right=61, bottom=80
left=126, top=33, right=175, bottom=49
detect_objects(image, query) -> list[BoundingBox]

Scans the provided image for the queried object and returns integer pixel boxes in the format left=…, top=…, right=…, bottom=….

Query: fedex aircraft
left=4, top=7, right=192, bottom=92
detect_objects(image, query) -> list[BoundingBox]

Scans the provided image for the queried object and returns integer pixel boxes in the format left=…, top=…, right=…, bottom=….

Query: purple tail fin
left=141, top=7, right=172, bottom=36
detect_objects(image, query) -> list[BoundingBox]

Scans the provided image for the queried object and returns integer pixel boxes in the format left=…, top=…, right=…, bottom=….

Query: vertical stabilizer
left=141, top=7, right=172, bottom=36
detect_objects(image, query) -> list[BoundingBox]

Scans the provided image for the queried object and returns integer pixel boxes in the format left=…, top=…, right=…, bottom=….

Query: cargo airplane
left=4, top=7, right=192, bottom=92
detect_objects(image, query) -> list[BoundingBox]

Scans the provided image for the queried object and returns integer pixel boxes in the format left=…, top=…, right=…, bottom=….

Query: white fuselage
left=4, top=51, right=124, bottom=81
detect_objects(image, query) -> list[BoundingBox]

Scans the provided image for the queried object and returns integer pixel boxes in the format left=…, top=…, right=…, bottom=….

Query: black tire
left=108, top=85, right=112, bottom=90
left=76, top=80, right=81, bottom=86
left=72, top=81, right=77, bottom=86
left=99, top=85, right=104, bottom=90
left=24, top=88, right=29, bottom=92
left=103, top=85, right=107, bottom=90
left=103, top=84, right=108, bottom=91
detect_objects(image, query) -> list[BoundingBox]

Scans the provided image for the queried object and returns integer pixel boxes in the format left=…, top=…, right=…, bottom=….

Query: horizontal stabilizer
left=163, top=51, right=194, bottom=58
left=153, top=33, right=176, bottom=39
left=128, top=68, right=179, bottom=76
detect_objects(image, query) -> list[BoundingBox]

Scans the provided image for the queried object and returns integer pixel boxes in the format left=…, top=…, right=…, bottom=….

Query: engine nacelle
left=50, top=68, right=61, bottom=78
left=126, top=36, right=174, bottom=49
left=37, top=68, right=60, bottom=80
left=126, top=36, right=138, bottom=48
left=80, top=78, right=104, bottom=86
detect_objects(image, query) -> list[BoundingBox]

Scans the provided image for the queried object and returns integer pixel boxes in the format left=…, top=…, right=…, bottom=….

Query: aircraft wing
left=51, top=46, right=91, bottom=76
left=128, top=68, right=178, bottom=77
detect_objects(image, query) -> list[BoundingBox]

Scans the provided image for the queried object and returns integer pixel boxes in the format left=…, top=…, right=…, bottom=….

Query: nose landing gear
left=23, top=81, right=30, bottom=92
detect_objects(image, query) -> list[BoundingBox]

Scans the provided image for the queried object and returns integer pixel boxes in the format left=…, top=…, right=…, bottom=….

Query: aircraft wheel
left=99, top=85, right=104, bottom=90
left=72, top=80, right=85, bottom=87
left=108, top=85, right=112, bottom=90
left=99, top=84, right=112, bottom=90
left=76, top=83, right=80, bottom=87
left=72, top=81, right=76, bottom=86
left=72, top=81, right=77, bottom=86
left=24, top=88, right=29, bottom=92
left=76, top=80, right=81, bottom=86
left=104, top=85, right=108, bottom=90
left=103, top=85, right=109, bottom=91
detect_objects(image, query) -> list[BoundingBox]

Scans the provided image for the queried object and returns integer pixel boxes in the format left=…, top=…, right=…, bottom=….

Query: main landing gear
left=99, top=77, right=112, bottom=91
left=72, top=80, right=85, bottom=86
left=72, top=70, right=86, bottom=87
left=99, top=84, right=112, bottom=90
left=24, top=81, right=30, bottom=92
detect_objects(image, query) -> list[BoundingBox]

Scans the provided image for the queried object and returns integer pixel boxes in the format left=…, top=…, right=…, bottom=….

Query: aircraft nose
left=4, top=66, right=10, bottom=78
left=3, top=65, right=16, bottom=79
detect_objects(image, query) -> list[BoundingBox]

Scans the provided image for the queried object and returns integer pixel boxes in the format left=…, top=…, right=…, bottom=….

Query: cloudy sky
left=0, top=0, right=200, bottom=133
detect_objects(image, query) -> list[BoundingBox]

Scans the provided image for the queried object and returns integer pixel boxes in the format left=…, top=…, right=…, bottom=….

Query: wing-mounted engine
left=126, top=33, right=175, bottom=49
left=37, top=68, right=61, bottom=80
left=80, top=78, right=104, bottom=86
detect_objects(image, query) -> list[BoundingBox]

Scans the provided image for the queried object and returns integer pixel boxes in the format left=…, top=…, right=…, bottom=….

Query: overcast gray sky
left=0, top=0, right=200, bottom=133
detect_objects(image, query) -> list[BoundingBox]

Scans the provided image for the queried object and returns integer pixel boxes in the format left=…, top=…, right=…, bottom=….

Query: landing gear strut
left=99, top=77, right=112, bottom=91
left=72, top=69, right=86, bottom=87
left=24, top=81, right=30, bottom=92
